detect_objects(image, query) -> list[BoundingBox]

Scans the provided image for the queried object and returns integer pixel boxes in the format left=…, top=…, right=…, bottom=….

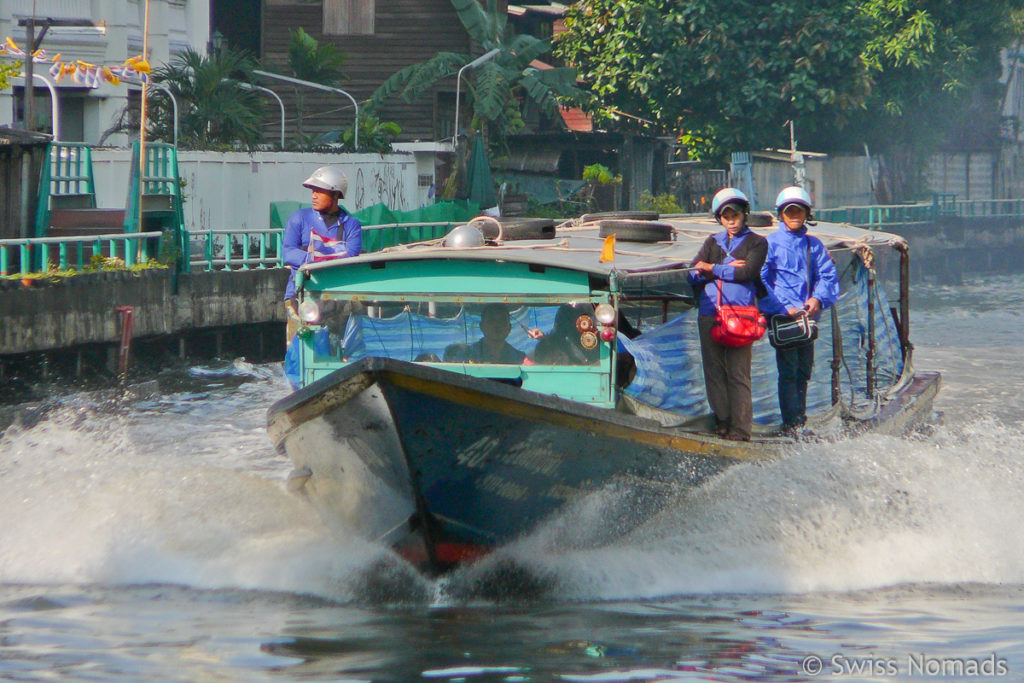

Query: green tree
left=846, top=0, right=1021, bottom=198
left=369, top=0, right=586, bottom=143
left=558, top=0, right=1024, bottom=197
left=286, top=27, right=348, bottom=140
left=557, top=0, right=871, bottom=162
left=149, top=48, right=263, bottom=149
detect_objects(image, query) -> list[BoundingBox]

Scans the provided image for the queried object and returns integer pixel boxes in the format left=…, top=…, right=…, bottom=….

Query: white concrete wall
left=90, top=149, right=435, bottom=230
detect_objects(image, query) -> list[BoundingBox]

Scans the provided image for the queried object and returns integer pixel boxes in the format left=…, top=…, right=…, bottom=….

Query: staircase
left=34, top=141, right=185, bottom=270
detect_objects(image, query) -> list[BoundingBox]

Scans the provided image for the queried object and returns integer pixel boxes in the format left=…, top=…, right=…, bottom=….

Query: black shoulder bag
left=767, top=241, right=819, bottom=349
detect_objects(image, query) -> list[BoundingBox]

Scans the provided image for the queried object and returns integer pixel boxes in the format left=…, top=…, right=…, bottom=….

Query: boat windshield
left=311, top=300, right=607, bottom=366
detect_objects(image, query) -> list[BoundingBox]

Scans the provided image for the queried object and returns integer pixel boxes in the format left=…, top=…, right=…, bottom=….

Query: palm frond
left=506, top=34, right=551, bottom=66
left=471, top=62, right=511, bottom=122
left=519, top=66, right=583, bottom=114
left=369, top=52, right=465, bottom=109
left=450, top=0, right=499, bottom=44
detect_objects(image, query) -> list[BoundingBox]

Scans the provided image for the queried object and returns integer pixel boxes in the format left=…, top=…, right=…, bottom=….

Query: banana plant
left=369, top=0, right=586, bottom=142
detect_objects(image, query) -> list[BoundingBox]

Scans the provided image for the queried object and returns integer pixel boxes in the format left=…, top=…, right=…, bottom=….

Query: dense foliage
left=557, top=0, right=1022, bottom=172
left=0, top=61, right=19, bottom=91
left=149, top=48, right=264, bottom=149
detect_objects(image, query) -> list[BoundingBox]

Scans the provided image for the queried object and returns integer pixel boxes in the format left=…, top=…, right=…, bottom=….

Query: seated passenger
left=465, top=304, right=527, bottom=364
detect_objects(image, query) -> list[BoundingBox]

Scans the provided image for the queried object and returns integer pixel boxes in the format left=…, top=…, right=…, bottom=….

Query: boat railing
left=0, top=231, right=163, bottom=276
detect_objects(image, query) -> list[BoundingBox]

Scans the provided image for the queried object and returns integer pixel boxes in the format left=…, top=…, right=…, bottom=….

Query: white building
left=0, top=0, right=209, bottom=144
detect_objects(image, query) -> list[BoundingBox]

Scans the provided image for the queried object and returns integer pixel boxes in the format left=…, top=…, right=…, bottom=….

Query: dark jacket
left=688, top=227, right=768, bottom=316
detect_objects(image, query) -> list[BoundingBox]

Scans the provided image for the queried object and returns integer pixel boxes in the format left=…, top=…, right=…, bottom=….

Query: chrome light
left=444, top=224, right=485, bottom=248
left=298, top=299, right=321, bottom=324
left=594, top=303, right=616, bottom=325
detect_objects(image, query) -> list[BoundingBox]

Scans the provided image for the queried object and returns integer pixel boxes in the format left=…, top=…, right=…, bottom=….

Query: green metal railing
left=0, top=232, right=163, bottom=276
left=185, top=222, right=458, bottom=272
left=188, top=229, right=284, bottom=271
left=816, top=202, right=936, bottom=229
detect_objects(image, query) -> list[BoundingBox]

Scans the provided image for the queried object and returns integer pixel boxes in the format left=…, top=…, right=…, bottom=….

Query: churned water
left=1, top=273, right=1023, bottom=681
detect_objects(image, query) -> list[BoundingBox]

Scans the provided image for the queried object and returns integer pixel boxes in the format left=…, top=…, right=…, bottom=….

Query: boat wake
left=479, top=414, right=1024, bottom=601
left=0, top=398, right=429, bottom=604
left=2, top=394, right=1022, bottom=605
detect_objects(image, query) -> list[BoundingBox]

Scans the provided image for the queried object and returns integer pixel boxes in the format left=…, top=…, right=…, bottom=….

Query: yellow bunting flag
left=599, top=234, right=616, bottom=263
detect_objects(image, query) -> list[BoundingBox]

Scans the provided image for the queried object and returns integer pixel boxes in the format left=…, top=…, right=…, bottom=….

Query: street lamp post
left=253, top=69, right=359, bottom=150
left=452, top=48, right=500, bottom=146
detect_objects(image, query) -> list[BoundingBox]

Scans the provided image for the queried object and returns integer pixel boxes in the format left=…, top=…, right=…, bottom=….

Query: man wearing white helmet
left=688, top=187, right=768, bottom=441
left=760, top=186, right=840, bottom=433
left=282, top=166, right=363, bottom=339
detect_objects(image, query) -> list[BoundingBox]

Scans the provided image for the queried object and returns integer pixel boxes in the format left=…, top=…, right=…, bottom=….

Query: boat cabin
left=286, top=215, right=913, bottom=431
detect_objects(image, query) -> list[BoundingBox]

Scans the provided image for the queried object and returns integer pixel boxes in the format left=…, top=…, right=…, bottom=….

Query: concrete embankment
left=1, top=268, right=288, bottom=376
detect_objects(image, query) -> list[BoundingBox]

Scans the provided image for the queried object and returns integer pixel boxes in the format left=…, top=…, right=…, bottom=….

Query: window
left=323, top=0, right=375, bottom=35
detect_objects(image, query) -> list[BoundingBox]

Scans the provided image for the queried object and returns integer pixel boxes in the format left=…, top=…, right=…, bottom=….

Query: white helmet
left=710, top=187, right=750, bottom=219
left=775, top=186, right=812, bottom=214
left=303, top=166, right=348, bottom=198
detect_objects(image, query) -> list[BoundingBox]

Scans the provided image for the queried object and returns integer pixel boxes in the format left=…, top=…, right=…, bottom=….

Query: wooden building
left=257, top=0, right=493, bottom=143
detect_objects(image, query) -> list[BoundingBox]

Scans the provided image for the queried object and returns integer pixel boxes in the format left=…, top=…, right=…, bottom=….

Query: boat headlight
left=594, top=303, right=616, bottom=325
left=298, top=299, right=321, bottom=324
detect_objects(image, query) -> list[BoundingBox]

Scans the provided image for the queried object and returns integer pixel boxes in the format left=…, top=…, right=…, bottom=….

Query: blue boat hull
left=268, top=358, right=782, bottom=574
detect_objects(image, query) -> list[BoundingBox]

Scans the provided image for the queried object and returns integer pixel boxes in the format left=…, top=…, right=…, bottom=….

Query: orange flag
left=599, top=234, right=616, bottom=263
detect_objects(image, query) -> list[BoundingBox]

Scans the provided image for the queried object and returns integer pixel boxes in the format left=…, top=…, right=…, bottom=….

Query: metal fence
left=0, top=231, right=163, bottom=276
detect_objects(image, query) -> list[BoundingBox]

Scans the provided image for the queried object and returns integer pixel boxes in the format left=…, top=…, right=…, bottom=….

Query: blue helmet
left=711, top=187, right=750, bottom=219
left=775, top=186, right=813, bottom=214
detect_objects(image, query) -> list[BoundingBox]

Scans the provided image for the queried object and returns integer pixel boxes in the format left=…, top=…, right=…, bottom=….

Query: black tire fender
left=598, top=219, right=674, bottom=243
left=580, top=210, right=659, bottom=223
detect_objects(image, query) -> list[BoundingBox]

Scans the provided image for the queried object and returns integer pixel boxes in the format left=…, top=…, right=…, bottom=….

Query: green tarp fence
left=269, top=199, right=481, bottom=253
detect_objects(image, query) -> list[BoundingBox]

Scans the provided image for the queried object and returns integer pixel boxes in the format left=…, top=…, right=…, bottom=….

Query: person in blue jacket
left=759, top=186, right=840, bottom=433
left=282, top=166, right=362, bottom=339
left=688, top=188, right=768, bottom=441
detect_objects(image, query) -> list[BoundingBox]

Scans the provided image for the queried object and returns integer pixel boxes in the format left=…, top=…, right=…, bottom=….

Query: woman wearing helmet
left=687, top=187, right=768, bottom=441
left=282, top=166, right=363, bottom=339
left=759, top=186, right=840, bottom=433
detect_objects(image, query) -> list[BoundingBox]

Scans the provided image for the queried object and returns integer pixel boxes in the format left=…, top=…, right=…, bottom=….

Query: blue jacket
left=687, top=227, right=768, bottom=316
left=759, top=225, right=839, bottom=317
left=282, top=207, right=362, bottom=299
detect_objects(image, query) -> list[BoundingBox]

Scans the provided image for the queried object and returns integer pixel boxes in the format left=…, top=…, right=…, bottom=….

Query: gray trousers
left=697, top=314, right=754, bottom=439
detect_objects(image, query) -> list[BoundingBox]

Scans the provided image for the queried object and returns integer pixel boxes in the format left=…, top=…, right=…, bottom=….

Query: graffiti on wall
left=354, top=163, right=410, bottom=211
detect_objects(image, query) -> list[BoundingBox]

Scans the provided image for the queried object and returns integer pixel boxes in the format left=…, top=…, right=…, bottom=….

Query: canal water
left=1, top=272, right=1023, bottom=681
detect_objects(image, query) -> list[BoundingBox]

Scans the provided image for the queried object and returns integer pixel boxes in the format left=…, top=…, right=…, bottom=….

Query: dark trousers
left=698, top=315, right=753, bottom=439
left=775, top=342, right=815, bottom=428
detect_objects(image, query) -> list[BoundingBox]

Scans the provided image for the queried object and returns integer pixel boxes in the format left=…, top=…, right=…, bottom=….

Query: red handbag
left=710, top=280, right=767, bottom=347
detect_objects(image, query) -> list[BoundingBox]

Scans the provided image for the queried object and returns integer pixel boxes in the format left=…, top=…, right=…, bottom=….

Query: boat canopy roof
left=299, top=216, right=906, bottom=285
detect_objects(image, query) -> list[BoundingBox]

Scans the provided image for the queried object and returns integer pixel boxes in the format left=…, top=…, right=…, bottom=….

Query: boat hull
left=268, top=358, right=941, bottom=574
